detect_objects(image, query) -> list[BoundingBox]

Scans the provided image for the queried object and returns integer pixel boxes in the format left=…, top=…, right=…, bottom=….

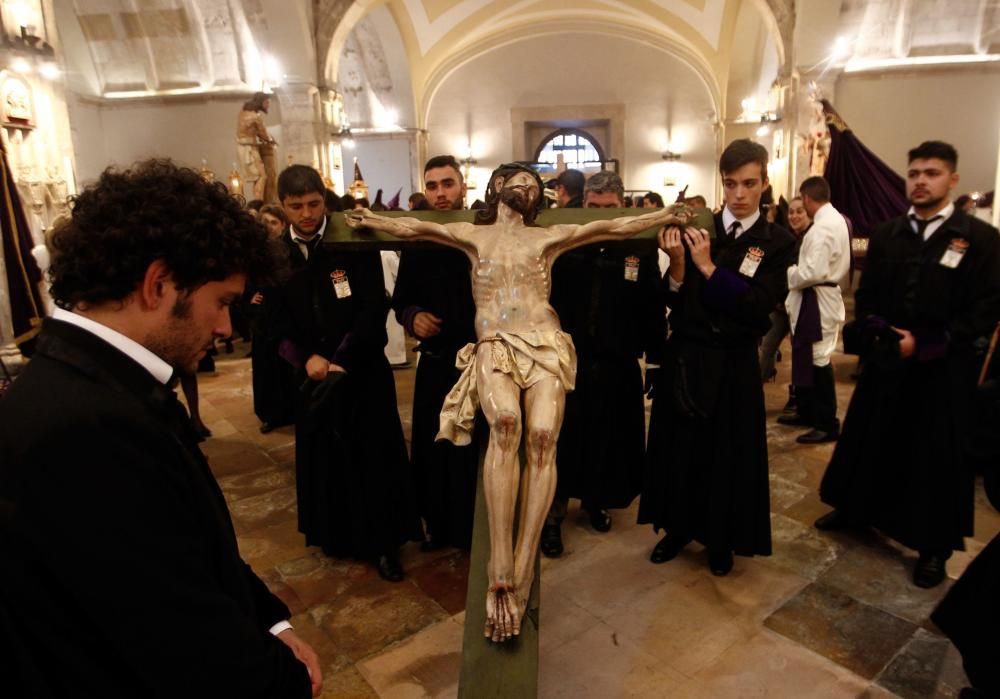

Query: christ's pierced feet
left=484, top=583, right=522, bottom=643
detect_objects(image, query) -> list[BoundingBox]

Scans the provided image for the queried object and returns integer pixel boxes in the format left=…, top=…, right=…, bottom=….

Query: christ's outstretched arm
left=550, top=204, right=691, bottom=255
left=345, top=208, right=474, bottom=250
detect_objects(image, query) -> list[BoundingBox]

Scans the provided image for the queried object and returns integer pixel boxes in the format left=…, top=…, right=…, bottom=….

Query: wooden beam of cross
left=320, top=207, right=717, bottom=250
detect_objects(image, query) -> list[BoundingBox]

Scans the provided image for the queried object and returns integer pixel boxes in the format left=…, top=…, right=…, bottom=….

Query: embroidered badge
left=939, top=238, right=968, bottom=269
left=624, top=255, right=640, bottom=282
left=331, top=270, right=352, bottom=298
left=739, top=246, right=764, bottom=278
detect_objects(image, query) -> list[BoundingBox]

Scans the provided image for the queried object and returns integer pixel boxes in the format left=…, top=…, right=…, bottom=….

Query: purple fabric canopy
left=822, top=99, right=908, bottom=237
left=0, top=141, right=44, bottom=346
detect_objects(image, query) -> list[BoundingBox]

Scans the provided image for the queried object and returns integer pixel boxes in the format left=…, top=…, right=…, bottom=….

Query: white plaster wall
left=835, top=68, right=1000, bottom=192
left=348, top=136, right=417, bottom=205
left=425, top=33, right=719, bottom=206
left=67, top=96, right=286, bottom=190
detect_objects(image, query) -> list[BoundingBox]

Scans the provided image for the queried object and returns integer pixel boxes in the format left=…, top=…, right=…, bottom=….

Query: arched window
left=533, top=128, right=605, bottom=169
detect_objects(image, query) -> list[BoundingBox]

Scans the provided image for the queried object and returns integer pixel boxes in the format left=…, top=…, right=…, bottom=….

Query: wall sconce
left=756, top=113, right=781, bottom=137
left=337, top=125, right=355, bottom=149
left=661, top=150, right=682, bottom=162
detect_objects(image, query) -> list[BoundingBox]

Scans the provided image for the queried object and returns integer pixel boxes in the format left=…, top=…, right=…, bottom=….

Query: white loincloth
left=437, top=330, right=577, bottom=446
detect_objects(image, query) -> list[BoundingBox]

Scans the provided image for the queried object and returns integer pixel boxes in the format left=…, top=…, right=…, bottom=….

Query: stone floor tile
left=609, top=561, right=807, bottom=677
left=672, top=629, right=879, bottom=699
left=539, top=619, right=689, bottom=698
left=319, top=665, right=380, bottom=699
left=406, top=549, right=470, bottom=616
left=873, top=628, right=969, bottom=699
left=238, top=517, right=314, bottom=571
left=770, top=473, right=812, bottom=512
left=217, top=465, right=295, bottom=504
left=767, top=512, right=845, bottom=580
left=819, top=541, right=952, bottom=624
left=765, top=582, right=917, bottom=679
left=538, top=589, right=603, bottom=654
left=228, top=484, right=298, bottom=534
left=202, top=436, right=279, bottom=476
left=313, top=577, right=450, bottom=665
left=356, top=617, right=462, bottom=699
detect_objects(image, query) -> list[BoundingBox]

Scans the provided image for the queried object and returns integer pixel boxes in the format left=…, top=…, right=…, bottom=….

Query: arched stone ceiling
left=322, top=0, right=791, bottom=128
left=64, top=0, right=272, bottom=96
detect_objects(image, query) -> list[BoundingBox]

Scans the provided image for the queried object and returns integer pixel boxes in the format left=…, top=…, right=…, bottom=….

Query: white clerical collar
left=290, top=216, right=327, bottom=244
left=721, top=207, right=761, bottom=238
left=52, top=307, right=174, bottom=385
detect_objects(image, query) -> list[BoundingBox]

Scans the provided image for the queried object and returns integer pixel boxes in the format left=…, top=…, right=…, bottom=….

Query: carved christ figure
left=236, top=92, right=278, bottom=201
left=347, top=164, right=689, bottom=642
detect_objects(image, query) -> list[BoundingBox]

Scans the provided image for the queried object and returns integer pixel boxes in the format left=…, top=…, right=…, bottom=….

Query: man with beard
left=236, top=92, right=278, bottom=202
left=347, top=163, right=686, bottom=643
left=391, top=155, right=480, bottom=551
left=814, top=141, right=1000, bottom=588
left=541, top=171, right=666, bottom=556
left=640, top=139, right=796, bottom=577
left=277, top=165, right=421, bottom=582
left=0, top=160, right=322, bottom=697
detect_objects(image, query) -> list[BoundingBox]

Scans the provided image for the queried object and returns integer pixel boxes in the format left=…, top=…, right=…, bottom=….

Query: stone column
left=0, top=241, right=27, bottom=375
left=275, top=82, right=328, bottom=171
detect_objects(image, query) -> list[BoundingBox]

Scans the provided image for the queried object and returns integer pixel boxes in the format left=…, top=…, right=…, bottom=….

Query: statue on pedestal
left=347, top=163, right=689, bottom=642
left=236, top=92, right=278, bottom=202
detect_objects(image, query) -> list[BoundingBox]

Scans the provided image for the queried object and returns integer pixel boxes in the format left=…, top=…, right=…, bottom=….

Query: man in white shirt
left=0, top=160, right=322, bottom=697
left=778, top=176, right=850, bottom=443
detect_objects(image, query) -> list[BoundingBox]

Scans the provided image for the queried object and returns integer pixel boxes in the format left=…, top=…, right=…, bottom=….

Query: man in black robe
left=541, top=170, right=665, bottom=556
left=276, top=165, right=421, bottom=581
left=640, top=139, right=795, bottom=576
left=0, top=160, right=321, bottom=697
left=814, top=141, right=1000, bottom=588
left=391, top=155, right=479, bottom=550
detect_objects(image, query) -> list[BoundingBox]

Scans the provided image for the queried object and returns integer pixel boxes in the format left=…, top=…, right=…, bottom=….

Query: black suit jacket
left=0, top=320, right=310, bottom=698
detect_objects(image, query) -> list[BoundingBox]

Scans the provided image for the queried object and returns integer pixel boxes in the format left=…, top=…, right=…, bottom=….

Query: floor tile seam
left=807, top=575, right=946, bottom=630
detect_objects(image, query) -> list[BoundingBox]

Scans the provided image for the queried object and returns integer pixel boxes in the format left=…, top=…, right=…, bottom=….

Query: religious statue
left=236, top=92, right=278, bottom=202
left=346, top=163, right=689, bottom=643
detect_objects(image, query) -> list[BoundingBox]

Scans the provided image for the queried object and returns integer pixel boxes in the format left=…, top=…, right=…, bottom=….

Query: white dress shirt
left=290, top=217, right=327, bottom=260
left=720, top=207, right=761, bottom=240
left=785, top=202, right=851, bottom=366
left=908, top=201, right=954, bottom=241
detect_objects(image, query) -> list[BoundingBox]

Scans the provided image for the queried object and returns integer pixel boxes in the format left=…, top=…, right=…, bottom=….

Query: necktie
left=910, top=214, right=942, bottom=239
left=727, top=221, right=742, bottom=242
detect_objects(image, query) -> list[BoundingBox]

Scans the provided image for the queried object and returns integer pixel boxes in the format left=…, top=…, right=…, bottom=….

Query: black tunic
left=391, top=247, right=479, bottom=549
left=639, top=214, right=796, bottom=556
left=549, top=243, right=665, bottom=510
left=248, top=283, right=296, bottom=427
left=820, top=210, right=1000, bottom=553
left=278, top=228, right=422, bottom=558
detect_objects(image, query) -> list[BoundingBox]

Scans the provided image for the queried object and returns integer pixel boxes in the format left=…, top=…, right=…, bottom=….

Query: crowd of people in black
left=2, top=136, right=997, bottom=697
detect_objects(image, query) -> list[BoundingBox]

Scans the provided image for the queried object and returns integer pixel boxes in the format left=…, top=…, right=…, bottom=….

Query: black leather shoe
left=708, top=549, right=733, bottom=576
left=540, top=523, right=563, bottom=558
left=375, top=554, right=404, bottom=582
left=589, top=509, right=612, bottom=533
left=813, top=509, right=848, bottom=531
left=796, top=429, right=839, bottom=444
left=913, top=553, right=948, bottom=589
left=191, top=420, right=212, bottom=442
left=650, top=535, right=691, bottom=564
left=777, top=414, right=812, bottom=427
left=259, top=422, right=276, bottom=434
